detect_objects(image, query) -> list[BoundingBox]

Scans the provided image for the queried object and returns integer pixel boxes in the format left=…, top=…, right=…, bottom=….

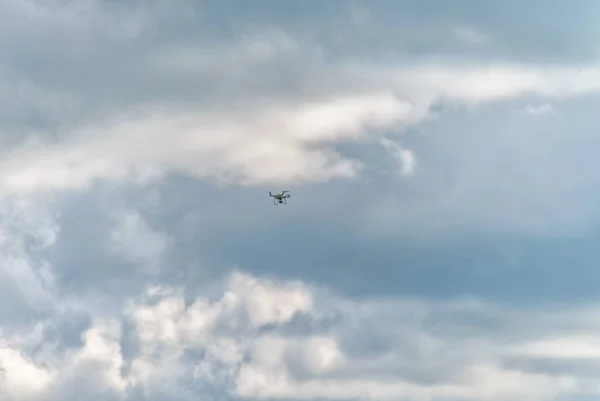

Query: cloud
left=0, top=343, right=55, bottom=398
left=0, top=196, right=60, bottom=319
left=380, top=137, right=418, bottom=176
left=524, top=103, right=555, bottom=115
left=0, top=167, right=595, bottom=401
left=1, top=269, right=598, bottom=400
left=3, top=2, right=600, bottom=401
left=3, top=60, right=600, bottom=195
left=0, top=91, right=406, bottom=192
left=0, top=1, right=599, bottom=195
left=108, top=210, right=170, bottom=271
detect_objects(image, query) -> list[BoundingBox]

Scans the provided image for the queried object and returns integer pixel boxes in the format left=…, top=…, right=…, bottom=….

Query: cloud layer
left=2, top=1, right=600, bottom=401
left=3, top=260, right=600, bottom=401
left=2, top=1, right=600, bottom=196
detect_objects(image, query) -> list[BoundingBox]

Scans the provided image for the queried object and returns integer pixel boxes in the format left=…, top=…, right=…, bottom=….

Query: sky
left=3, top=0, right=600, bottom=400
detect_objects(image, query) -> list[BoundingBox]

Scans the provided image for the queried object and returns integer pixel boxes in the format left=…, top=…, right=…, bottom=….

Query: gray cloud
left=1, top=1, right=600, bottom=400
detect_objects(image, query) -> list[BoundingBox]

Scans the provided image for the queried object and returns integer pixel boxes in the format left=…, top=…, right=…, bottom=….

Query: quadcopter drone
left=269, top=191, right=290, bottom=205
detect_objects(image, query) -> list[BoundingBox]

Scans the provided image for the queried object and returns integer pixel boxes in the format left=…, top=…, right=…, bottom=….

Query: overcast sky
left=2, top=1, right=600, bottom=400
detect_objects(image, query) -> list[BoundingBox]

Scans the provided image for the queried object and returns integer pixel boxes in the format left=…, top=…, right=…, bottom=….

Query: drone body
left=269, top=191, right=290, bottom=205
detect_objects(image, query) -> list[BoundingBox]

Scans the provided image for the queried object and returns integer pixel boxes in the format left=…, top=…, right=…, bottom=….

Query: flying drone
left=269, top=191, right=290, bottom=205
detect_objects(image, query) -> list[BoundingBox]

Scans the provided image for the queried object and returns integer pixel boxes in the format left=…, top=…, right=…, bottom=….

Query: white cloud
left=380, top=137, right=418, bottom=176
left=2, top=269, right=594, bottom=400
left=0, top=2, right=598, bottom=243
left=56, top=321, right=128, bottom=394
left=0, top=343, right=54, bottom=398
left=108, top=210, right=169, bottom=270
left=0, top=196, right=60, bottom=314
left=2, top=60, right=600, bottom=195
left=1, top=248, right=600, bottom=401
left=512, top=337, right=600, bottom=359
left=0, top=91, right=405, bottom=193
left=2, top=3, right=600, bottom=401
left=127, top=271, right=313, bottom=353
left=0, top=1, right=598, bottom=196
left=0, top=320, right=128, bottom=401
left=128, top=275, right=599, bottom=401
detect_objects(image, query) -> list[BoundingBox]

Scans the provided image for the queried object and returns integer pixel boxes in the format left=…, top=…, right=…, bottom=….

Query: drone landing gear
left=273, top=198, right=286, bottom=205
